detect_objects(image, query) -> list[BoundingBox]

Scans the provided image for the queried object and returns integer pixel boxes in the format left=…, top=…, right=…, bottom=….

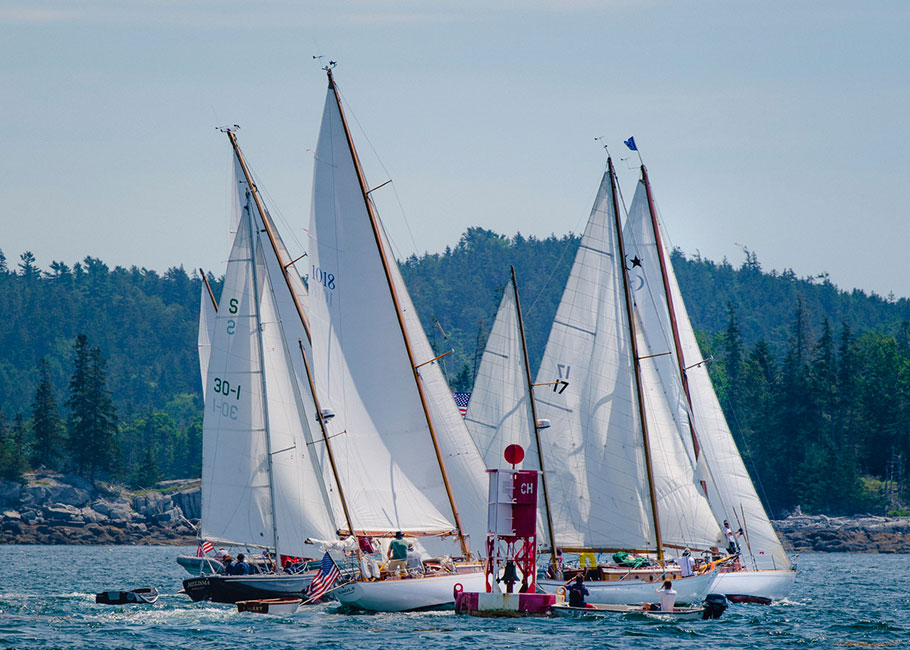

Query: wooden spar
left=608, top=157, right=664, bottom=566
left=639, top=164, right=700, bottom=459
left=297, top=339, right=358, bottom=556
left=199, top=268, right=218, bottom=311
left=325, top=68, right=470, bottom=557
left=225, top=129, right=313, bottom=344
left=241, top=184, right=283, bottom=569
left=510, top=266, right=558, bottom=572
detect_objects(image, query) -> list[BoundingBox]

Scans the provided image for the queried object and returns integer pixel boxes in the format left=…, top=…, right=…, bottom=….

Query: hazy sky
left=3, top=1, right=908, bottom=297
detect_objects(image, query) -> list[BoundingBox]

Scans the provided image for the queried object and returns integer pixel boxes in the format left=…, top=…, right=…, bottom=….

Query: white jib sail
left=532, top=172, right=655, bottom=551
left=625, top=179, right=790, bottom=569
left=200, top=179, right=338, bottom=553
left=464, top=275, right=548, bottom=542
left=306, top=79, right=461, bottom=540
left=200, top=206, right=274, bottom=548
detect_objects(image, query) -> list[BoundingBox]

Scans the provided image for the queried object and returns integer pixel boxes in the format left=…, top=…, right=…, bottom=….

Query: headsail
left=624, top=176, right=790, bottom=569
left=200, top=148, right=339, bottom=556
left=198, top=277, right=216, bottom=399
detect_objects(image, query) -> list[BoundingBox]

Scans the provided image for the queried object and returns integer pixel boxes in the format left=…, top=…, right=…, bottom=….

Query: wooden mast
left=225, top=130, right=312, bottom=344
left=510, top=266, right=559, bottom=572
left=199, top=268, right=218, bottom=311
left=607, top=156, right=664, bottom=565
left=224, top=127, right=357, bottom=555
left=325, top=67, right=470, bottom=557
left=639, top=164, right=702, bottom=459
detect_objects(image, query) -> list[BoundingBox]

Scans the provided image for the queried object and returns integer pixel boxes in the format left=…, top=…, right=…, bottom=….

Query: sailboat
left=182, top=128, right=342, bottom=603
left=466, top=155, right=720, bottom=605
left=623, top=162, right=796, bottom=602
left=304, top=65, right=489, bottom=612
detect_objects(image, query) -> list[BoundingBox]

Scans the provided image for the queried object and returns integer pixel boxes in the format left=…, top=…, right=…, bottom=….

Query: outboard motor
left=702, top=593, right=728, bottom=619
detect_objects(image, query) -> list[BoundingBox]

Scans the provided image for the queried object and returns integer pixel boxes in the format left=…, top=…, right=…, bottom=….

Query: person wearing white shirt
left=656, top=580, right=677, bottom=612
left=678, top=549, right=696, bottom=577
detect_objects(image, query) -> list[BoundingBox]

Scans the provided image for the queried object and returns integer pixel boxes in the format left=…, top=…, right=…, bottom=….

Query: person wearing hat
left=723, top=520, right=741, bottom=555
left=221, top=554, right=235, bottom=573
left=387, top=531, right=408, bottom=577
left=678, top=549, right=696, bottom=577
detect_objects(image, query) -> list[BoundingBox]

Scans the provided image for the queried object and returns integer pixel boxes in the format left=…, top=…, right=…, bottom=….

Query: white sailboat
left=305, top=66, right=488, bottom=611
left=623, top=162, right=795, bottom=602
left=467, top=156, right=719, bottom=606
left=183, top=129, right=340, bottom=603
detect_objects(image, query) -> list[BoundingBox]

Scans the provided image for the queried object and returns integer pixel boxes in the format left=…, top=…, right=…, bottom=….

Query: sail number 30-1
left=212, top=377, right=241, bottom=420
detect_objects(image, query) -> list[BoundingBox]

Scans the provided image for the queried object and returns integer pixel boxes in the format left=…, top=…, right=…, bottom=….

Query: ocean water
left=0, top=545, right=905, bottom=649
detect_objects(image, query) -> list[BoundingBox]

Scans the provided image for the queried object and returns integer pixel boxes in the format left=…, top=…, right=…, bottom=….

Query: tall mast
left=225, top=130, right=312, bottom=344
left=224, top=128, right=354, bottom=546
left=608, top=157, right=664, bottom=564
left=325, top=67, right=470, bottom=556
left=639, top=164, right=701, bottom=459
left=510, top=266, right=558, bottom=571
left=240, top=182, right=282, bottom=565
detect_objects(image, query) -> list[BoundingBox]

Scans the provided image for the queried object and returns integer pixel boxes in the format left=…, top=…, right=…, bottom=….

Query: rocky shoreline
left=3, top=472, right=910, bottom=552
left=0, top=471, right=198, bottom=545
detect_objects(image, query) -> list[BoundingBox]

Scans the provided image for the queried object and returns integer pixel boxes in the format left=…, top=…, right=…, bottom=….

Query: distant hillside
left=3, top=233, right=910, bottom=516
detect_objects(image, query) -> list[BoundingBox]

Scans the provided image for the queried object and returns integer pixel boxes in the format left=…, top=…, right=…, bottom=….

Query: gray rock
left=44, top=504, right=81, bottom=521
left=51, top=485, right=92, bottom=508
left=92, top=498, right=133, bottom=522
left=20, top=508, right=42, bottom=523
left=0, top=480, right=22, bottom=506
left=154, top=506, right=185, bottom=527
left=80, top=507, right=106, bottom=524
left=2, top=509, right=21, bottom=520
left=20, top=484, right=50, bottom=506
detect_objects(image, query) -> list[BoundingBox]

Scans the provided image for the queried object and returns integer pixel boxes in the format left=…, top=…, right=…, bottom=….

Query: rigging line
left=333, top=84, right=421, bottom=259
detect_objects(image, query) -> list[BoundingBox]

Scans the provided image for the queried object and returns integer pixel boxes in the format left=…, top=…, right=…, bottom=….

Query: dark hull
left=182, top=574, right=313, bottom=604
left=96, top=587, right=159, bottom=605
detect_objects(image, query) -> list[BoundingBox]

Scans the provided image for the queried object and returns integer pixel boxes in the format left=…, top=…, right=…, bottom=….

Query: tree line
left=2, top=236, right=910, bottom=515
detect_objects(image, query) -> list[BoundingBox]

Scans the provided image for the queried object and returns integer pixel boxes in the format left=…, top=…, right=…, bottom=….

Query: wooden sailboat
left=183, top=129, right=341, bottom=603
left=623, top=162, right=796, bottom=602
left=466, top=156, right=719, bottom=605
left=305, top=65, right=489, bottom=612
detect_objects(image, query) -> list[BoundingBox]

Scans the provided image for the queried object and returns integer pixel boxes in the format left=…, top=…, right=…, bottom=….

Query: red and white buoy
left=454, top=445, right=555, bottom=616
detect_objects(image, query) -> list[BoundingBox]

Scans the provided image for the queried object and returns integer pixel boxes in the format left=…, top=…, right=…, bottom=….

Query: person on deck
left=567, top=575, right=589, bottom=607
left=406, top=543, right=423, bottom=576
left=656, top=580, right=677, bottom=612
left=221, top=554, right=235, bottom=573
left=231, top=553, right=251, bottom=575
left=678, top=549, right=696, bottom=578
left=387, top=531, right=408, bottom=576
left=723, top=520, right=741, bottom=555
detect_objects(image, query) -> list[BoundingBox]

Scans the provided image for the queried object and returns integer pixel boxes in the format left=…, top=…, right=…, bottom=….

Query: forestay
left=624, top=180, right=790, bottom=570
left=306, top=78, right=475, bottom=544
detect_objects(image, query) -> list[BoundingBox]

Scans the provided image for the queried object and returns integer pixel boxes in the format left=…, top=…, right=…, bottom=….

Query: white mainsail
left=306, top=72, right=486, bottom=551
left=530, top=167, right=718, bottom=552
left=624, top=178, right=790, bottom=570
left=199, top=157, right=338, bottom=557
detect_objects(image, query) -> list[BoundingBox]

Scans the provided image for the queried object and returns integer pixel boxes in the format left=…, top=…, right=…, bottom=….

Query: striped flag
left=305, top=552, right=341, bottom=602
left=196, top=540, right=214, bottom=557
left=453, top=392, right=471, bottom=417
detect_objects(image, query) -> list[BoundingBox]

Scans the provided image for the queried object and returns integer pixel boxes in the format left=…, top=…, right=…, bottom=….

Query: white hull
left=539, top=569, right=717, bottom=606
left=335, top=571, right=485, bottom=612
left=710, top=569, right=796, bottom=601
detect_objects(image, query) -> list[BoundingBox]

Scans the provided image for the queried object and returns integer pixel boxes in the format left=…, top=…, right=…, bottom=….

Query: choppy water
left=0, top=546, right=905, bottom=649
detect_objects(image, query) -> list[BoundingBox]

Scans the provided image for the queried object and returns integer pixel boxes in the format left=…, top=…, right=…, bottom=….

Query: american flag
left=196, top=540, right=214, bottom=557
left=453, top=392, right=471, bottom=417
left=305, top=552, right=341, bottom=602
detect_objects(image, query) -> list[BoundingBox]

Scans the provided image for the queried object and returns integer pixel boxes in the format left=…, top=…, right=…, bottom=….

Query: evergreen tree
left=0, top=411, right=22, bottom=481
left=30, top=357, right=65, bottom=470
left=130, top=446, right=161, bottom=489
left=66, top=336, right=119, bottom=481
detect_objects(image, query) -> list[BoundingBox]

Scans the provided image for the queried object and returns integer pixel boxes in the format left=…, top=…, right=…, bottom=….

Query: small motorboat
left=236, top=597, right=302, bottom=615
left=551, top=593, right=728, bottom=620
left=95, top=587, right=159, bottom=605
